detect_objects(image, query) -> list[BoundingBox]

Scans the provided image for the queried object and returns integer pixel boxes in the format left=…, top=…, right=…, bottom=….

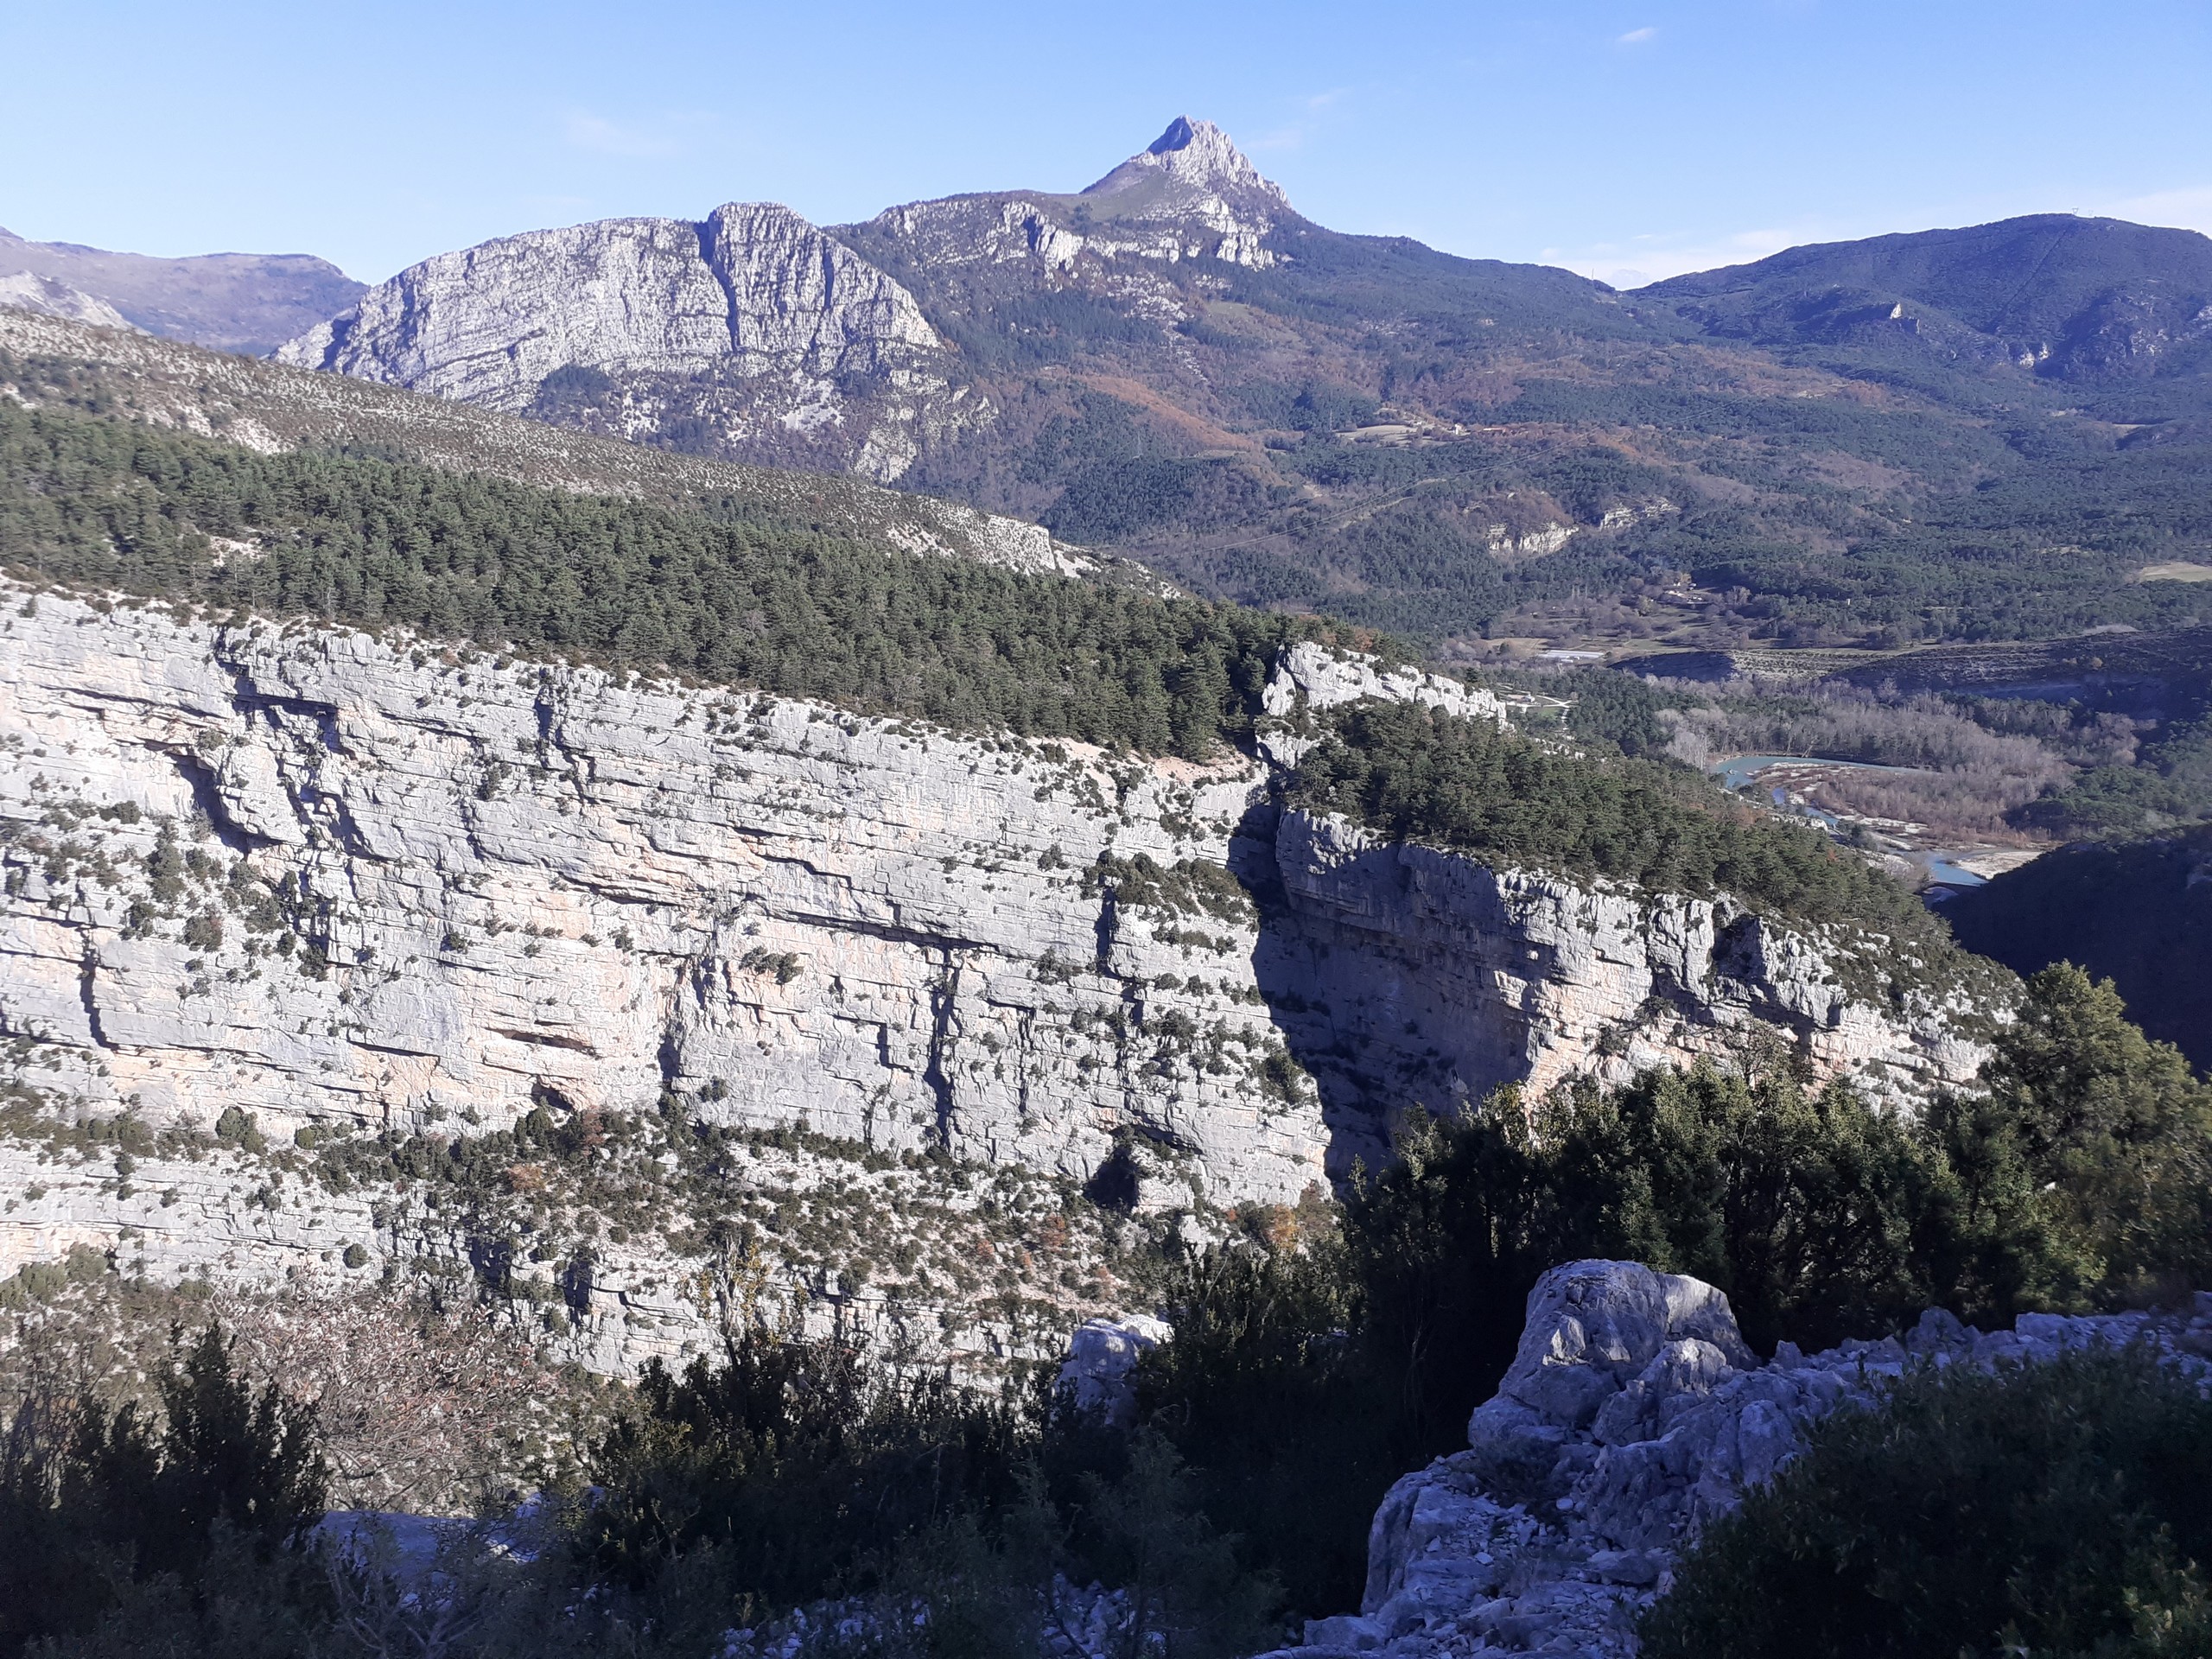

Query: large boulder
left=1281, top=1264, right=2212, bottom=1659
left=1057, top=1315, right=1171, bottom=1429
left=1484, top=1259, right=1758, bottom=1433
left=1458, top=1261, right=1760, bottom=1513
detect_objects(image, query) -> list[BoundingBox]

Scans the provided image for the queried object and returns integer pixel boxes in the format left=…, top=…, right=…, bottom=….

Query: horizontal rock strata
left=4, top=589, right=1988, bottom=1342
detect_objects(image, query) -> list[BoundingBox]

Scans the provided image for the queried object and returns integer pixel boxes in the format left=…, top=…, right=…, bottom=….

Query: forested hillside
left=868, top=196, right=2212, bottom=655
left=0, top=343, right=1968, bottom=953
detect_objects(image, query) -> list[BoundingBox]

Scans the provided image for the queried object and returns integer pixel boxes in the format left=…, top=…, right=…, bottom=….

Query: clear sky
left=5, top=1, right=2209, bottom=288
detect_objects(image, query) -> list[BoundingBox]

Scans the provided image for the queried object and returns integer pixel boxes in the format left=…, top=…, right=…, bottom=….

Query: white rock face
left=1259, top=643, right=1506, bottom=766
left=271, top=118, right=1294, bottom=484
left=0, top=280, right=142, bottom=334
left=277, top=206, right=975, bottom=482
left=1058, top=1313, right=1173, bottom=1428
left=1266, top=812, right=1986, bottom=1139
left=1, top=588, right=1990, bottom=1317
left=1284, top=1261, right=2212, bottom=1659
left=0, top=586, right=1325, bottom=1207
left=1262, top=644, right=1505, bottom=728
left=1085, top=117, right=1291, bottom=213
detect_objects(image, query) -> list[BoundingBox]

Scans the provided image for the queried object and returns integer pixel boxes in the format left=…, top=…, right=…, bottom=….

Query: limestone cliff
left=1, top=590, right=1991, bottom=1366
left=276, top=206, right=979, bottom=482
left=1266, top=812, right=1986, bottom=1127
left=0, top=584, right=1325, bottom=1203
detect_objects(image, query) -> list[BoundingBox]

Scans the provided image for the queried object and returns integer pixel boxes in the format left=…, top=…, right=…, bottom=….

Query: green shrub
left=1526, top=1065, right=1943, bottom=1354
left=576, top=1330, right=1028, bottom=1608
left=1069, top=1430, right=1281, bottom=1659
left=0, top=1325, right=327, bottom=1657
left=1640, top=1348, right=2212, bottom=1659
left=1923, top=963, right=2212, bottom=1316
left=1286, top=699, right=1966, bottom=956
left=1133, top=1239, right=1390, bottom=1617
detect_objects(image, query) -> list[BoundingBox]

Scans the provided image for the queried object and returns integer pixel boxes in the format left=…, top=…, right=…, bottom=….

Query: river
left=1707, top=754, right=1990, bottom=890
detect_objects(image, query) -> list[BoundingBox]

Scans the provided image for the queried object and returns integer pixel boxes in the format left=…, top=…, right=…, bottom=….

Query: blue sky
left=6, top=1, right=2209, bottom=287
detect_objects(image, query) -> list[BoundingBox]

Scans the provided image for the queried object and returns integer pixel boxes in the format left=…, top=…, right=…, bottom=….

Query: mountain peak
left=1082, top=116, right=1290, bottom=210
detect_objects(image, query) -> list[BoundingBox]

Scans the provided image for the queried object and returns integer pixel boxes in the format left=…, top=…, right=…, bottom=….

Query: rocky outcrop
left=1058, top=1314, right=1173, bottom=1428
left=277, top=206, right=979, bottom=482
left=1281, top=1260, right=2212, bottom=1659
left=1085, top=117, right=1291, bottom=216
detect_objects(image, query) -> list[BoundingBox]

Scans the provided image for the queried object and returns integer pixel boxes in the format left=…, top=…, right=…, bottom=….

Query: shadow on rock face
left=1230, top=798, right=1528, bottom=1185
left=1082, top=1141, right=1143, bottom=1214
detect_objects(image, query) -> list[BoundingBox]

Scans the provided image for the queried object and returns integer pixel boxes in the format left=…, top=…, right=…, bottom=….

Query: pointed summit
left=1082, top=116, right=1292, bottom=211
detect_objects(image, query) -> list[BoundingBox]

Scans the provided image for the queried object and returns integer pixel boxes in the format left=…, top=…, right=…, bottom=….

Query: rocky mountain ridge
left=32, top=120, right=2211, bottom=658
left=276, top=203, right=980, bottom=483
left=272, top=118, right=1297, bottom=484
left=247, top=117, right=2212, bottom=662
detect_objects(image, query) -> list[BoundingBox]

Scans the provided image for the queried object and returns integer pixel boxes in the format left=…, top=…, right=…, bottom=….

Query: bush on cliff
left=1283, top=697, right=1967, bottom=957
left=1639, top=1346, right=2212, bottom=1659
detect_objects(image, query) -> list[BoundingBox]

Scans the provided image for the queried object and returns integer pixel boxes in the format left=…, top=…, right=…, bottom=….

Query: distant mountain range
left=1646, top=214, right=2212, bottom=401
left=8, top=118, right=2212, bottom=655
left=0, top=225, right=363, bottom=354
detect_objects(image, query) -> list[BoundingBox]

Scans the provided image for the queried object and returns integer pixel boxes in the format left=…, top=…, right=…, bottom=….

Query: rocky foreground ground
left=1259, top=1261, right=2212, bottom=1659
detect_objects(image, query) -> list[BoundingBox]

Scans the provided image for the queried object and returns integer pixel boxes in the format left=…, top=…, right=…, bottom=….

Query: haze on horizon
left=4, top=0, right=2209, bottom=289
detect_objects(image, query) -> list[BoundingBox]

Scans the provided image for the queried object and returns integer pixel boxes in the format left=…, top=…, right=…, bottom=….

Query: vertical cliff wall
left=2, top=588, right=1995, bottom=1358
left=2, top=589, right=1992, bottom=1188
